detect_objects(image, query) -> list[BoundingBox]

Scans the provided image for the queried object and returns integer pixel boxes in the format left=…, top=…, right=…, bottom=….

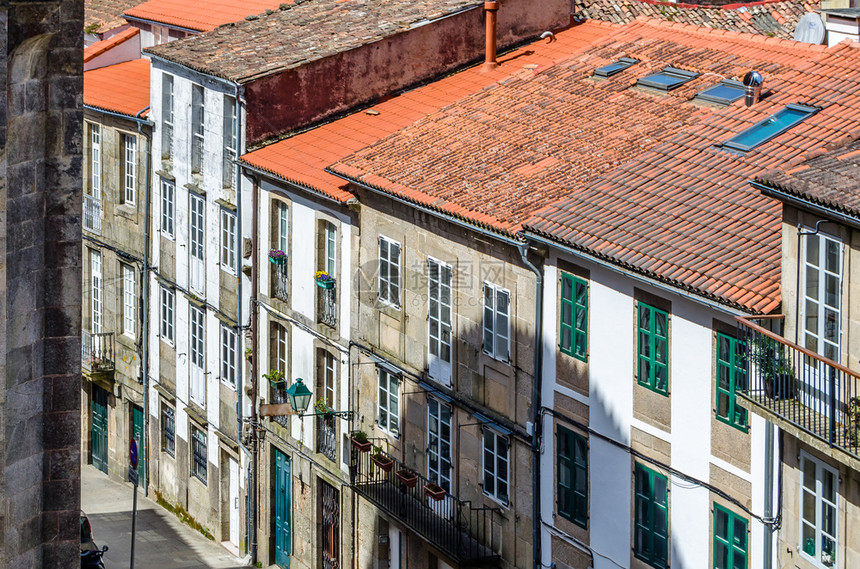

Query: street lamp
left=285, top=377, right=312, bottom=414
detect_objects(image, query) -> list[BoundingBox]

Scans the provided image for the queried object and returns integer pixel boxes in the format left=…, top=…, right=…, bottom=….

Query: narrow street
left=82, top=465, right=249, bottom=569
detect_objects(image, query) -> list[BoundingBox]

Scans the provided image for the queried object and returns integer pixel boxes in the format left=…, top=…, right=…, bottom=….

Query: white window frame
left=277, top=202, right=289, bottom=252
left=321, top=350, right=336, bottom=407
left=273, top=323, right=288, bottom=374
left=220, top=209, right=237, bottom=275
left=160, top=285, right=174, bottom=345
left=427, top=257, right=453, bottom=385
left=123, top=134, right=137, bottom=206
left=160, top=178, right=175, bottom=238
left=122, top=263, right=135, bottom=338
left=427, top=398, right=452, bottom=491
left=482, top=427, right=510, bottom=505
left=378, top=236, right=401, bottom=308
left=91, top=249, right=102, bottom=333
left=377, top=367, right=400, bottom=437
left=191, top=424, right=207, bottom=484
left=324, top=221, right=337, bottom=276
left=191, top=84, right=205, bottom=174
left=223, top=95, right=238, bottom=188
left=799, top=451, right=838, bottom=569
left=189, top=305, right=206, bottom=406
left=801, top=232, right=842, bottom=362
left=161, top=74, right=174, bottom=159
left=189, top=192, right=205, bottom=295
left=90, top=123, right=101, bottom=194
left=221, top=323, right=237, bottom=389
left=483, top=282, right=510, bottom=362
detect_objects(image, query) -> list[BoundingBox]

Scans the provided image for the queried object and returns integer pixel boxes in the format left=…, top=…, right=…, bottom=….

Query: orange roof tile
left=124, top=0, right=287, bottom=32
left=85, top=0, right=140, bottom=34
left=84, top=27, right=139, bottom=63
left=84, top=59, right=151, bottom=118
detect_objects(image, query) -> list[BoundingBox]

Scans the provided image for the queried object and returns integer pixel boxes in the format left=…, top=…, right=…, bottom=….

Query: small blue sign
left=129, top=438, right=138, bottom=470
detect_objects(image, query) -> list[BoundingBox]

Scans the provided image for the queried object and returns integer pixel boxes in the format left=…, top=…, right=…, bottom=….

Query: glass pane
left=656, top=366, right=667, bottom=390
left=715, top=544, right=727, bottom=569
left=718, top=365, right=730, bottom=390
left=825, top=274, right=839, bottom=309
left=639, top=305, right=651, bottom=328
left=733, top=518, right=746, bottom=548
left=823, top=503, right=835, bottom=535
left=824, top=309, right=838, bottom=343
left=654, top=476, right=667, bottom=504
left=806, top=266, right=819, bottom=300
left=640, top=360, right=651, bottom=383
left=823, top=469, right=835, bottom=501
left=726, top=106, right=814, bottom=150
left=822, top=536, right=835, bottom=567
left=655, top=340, right=667, bottom=363
left=718, top=336, right=730, bottom=362
left=805, top=299, right=819, bottom=334
left=802, top=490, right=816, bottom=523
left=561, top=277, right=572, bottom=301
left=576, top=281, right=586, bottom=304
left=807, top=235, right=819, bottom=264
left=825, top=239, right=839, bottom=273
left=654, top=507, right=666, bottom=533
left=802, top=523, right=815, bottom=555
left=732, top=551, right=745, bottom=569
left=717, top=393, right=730, bottom=417
left=802, top=459, right=816, bottom=490
left=575, top=335, right=586, bottom=356
left=640, top=333, right=651, bottom=356
left=699, top=83, right=744, bottom=103
left=636, top=499, right=649, bottom=524
left=655, top=312, right=667, bottom=337
left=559, top=463, right=571, bottom=487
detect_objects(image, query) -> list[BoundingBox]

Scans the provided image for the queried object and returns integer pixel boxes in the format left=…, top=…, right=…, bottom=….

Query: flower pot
left=396, top=470, right=418, bottom=488
left=269, top=256, right=286, bottom=265
left=424, top=483, right=445, bottom=501
left=371, top=454, right=394, bottom=472
left=351, top=438, right=372, bottom=453
left=316, top=278, right=335, bottom=289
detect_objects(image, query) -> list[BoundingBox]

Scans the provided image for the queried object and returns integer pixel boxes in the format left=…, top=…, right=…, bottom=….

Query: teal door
left=92, top=386, right=108, bottom=474
left=132, top=404, right=144, bottom=483
left=274, top=449, right=291, bottom=568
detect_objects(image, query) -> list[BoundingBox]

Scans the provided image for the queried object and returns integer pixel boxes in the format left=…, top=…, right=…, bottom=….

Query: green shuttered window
left=713, top=504, right=748, bottom=569
left=634, top=463, right=668, bottom=568
left=715, top=332, right=748, bottom=431
left=638, top=302, right=669, bottom=395
left=557, top=426, right=588, bottom=528
left=560, top=273, right=588, bottom=361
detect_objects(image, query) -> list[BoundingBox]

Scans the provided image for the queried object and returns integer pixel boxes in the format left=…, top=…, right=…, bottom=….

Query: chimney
left=743, top=70, right=763, bottom=107
left=482, top=1, right=500, bottom=71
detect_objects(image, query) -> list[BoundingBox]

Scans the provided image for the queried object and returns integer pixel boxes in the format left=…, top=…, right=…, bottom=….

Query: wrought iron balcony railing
left=81, top=330, right=114, bottom=373
left=83, top=195, right=101, bottom=234
left=736, top=316, right=860, bottom=459
left=350, top=446, right=500, bottom=564
left=317, top=415, right=337, bottom=462
left=318, top=281, right=337, bottom=328
left=274, top=264, right=288, bottom=303
left=270, top=383, right=290, bottom=429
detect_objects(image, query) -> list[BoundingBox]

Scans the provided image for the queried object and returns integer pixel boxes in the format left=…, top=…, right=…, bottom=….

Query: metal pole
left=130, top=479, right=138, bottom=569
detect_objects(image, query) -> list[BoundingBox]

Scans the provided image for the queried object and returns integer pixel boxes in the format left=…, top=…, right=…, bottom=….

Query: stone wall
left=1, top=0, right=83, bottom=567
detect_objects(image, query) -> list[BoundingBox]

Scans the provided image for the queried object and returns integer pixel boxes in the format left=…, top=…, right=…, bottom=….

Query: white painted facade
left=538, top=249, right=775, bottom=569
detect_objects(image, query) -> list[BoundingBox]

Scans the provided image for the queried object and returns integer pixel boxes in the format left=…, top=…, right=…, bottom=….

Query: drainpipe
left=136, top=106, right=153, bottom=497
left=763, top=420, right=774, bottom=569
left=517, top=241, right=543, bottom=569
left=482, top=1, right=500, bottom=71
left=249, top=170, right=260, bottom=566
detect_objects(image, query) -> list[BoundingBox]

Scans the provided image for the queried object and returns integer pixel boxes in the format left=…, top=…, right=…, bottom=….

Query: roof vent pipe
left=743, top=70, right=763, bottom=107
left=482, top=1, right=500, bottom=71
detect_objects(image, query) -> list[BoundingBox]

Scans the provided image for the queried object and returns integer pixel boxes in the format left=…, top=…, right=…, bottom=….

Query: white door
left=229, top=457, right=239, bottom=547
left=427, top=398, right=453, bottom=518
left=427, top=258, right=452, bottom=385
left=389, top=527, right=402, bottom=569
left=189, top=193, right=205, bottom=295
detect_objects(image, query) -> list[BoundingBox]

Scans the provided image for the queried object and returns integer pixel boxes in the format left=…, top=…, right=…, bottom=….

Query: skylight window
left=695, top=80, right=745, bottom=106
left=594, top=57, right=639, bottom=78
left=722, top=103, right=819, bottom=152
left=637, top=67, right=699, bottom=91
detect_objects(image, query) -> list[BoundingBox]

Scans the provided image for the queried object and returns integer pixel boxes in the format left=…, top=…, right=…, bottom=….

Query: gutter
left=124, top=16, right=204, bottom=36
left=752, top=180, right=860, bottom=231
left=84, top=104, right=154, bottom=126
left=145, top=52, right=237, bottom=88
left=241, top=161, right=356, bottom=207
left=137, top=105, right=152, bottom=497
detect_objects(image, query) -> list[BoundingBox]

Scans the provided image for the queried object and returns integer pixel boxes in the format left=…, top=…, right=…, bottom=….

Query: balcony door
left=189, top=192, right=205, bottom=295
left=319, top=479, right=339, bottom=569
left=427, top=258, right=452, bottom=385
left=91, top=385, right=108, bottom=474
left=427, top=398, right=453, bottom=518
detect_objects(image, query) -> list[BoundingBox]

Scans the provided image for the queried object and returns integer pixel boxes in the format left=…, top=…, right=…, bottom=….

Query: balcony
left=736, top=316, right=860, bottom=462
left=270, top=384, right=290, bottom=429
left=317, top=280, right=337, bottom=328
left=83, top=195, right=101, bottom=234
left=82, top=330, right=114, bottom=374
left=317, top=415, right=337, bottom=462
left=350, top=447, right=500, bottom=564
left=273, top=264, right=288, bottom=303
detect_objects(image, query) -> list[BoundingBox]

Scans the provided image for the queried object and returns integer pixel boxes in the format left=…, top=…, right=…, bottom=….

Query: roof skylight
left=637, top=67, right=699, bottom=91
left=695, top=80, right=745, bottom=106
left=594, top=57, right=639, bottom=78
left=722, top=103, right=818, bottom=152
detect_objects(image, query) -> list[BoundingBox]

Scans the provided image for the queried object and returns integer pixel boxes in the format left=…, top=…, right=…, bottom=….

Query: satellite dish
left=794, top=13, right=826, bottom=44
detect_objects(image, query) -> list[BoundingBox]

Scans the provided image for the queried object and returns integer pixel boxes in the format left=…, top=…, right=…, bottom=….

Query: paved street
left=82, top=465, right=249, bottom=569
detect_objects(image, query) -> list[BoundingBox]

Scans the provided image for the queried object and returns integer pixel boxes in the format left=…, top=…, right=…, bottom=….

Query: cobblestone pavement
left=82, top=464, right=249, bottom=569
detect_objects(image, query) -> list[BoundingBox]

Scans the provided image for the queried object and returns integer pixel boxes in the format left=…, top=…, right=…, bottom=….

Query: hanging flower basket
left=314, top=270, right=335, bottom=289
left=263, top=369, right=285, bottom=388
left=351, top=431, right=372, bottom=453
left=424, top=482, right=446, bottom=501
left=396, top=469, right=419, bottom=488
left=269, top=249, right=286, bottom=265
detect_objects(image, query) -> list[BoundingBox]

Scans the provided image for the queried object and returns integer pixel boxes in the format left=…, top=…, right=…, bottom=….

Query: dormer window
left=695, top=80, right=745, bottom=106
left=594, top=57, right=639, bottom=78
left=722, top=103, right=818, bottom=152
left=637, top=67, right=699, bottom=91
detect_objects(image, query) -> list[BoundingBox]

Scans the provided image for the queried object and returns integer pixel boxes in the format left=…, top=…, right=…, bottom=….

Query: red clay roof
left=124, top=0, right=288, bottom=32
left=84, top=58, right=151, bottom=118
left=84, top=27, right=139, bottom=63
left=240, top=20, right=619, bottom=203
left=85, top=0, right=140, bottom=34
left=328, top=18, right=860, bottom=314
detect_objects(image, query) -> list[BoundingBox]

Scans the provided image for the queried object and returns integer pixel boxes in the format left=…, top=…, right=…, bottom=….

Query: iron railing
left=736, top=316, right=860, bottom=458
left=270, top=383, right=290, bottom=429
left=81, top=330, right=114, bottom=373
left=318, top=281, right=337, bottom=328
left=350, top=446, right=499, bottom=564
left=274, top=264, right=289, bottom=303
left=83, top=195, right=101, bottom=234
left=318, top=415, right=337, bottom=462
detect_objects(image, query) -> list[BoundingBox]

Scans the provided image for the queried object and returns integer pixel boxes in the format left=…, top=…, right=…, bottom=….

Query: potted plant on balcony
left=846, top=396, right=860, bottom=446
left=314, top=270, right=335, bottom=289
left=263, top=369, right=285, bottom=389
left=370, top=446, right=394, bottom=472
left=424, top=481, right=446, bottom=501
left=314, top=397, right=334, bottom=419
left=351, top=430, right=372, bottom=452
left=268, top=249, right=286, bottom=265
left=395, top=467, right=419, bottom=488
left=749, top=336, right=796, bottom=400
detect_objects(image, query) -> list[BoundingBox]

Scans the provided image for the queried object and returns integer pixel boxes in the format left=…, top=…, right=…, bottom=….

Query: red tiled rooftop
left=124, top=0, right=288, bottom=32
left=84, top=59, right=151, bottom=118
left=84, top=27, right=139, bottom=63
left=85, top=0, right=141, bottom=34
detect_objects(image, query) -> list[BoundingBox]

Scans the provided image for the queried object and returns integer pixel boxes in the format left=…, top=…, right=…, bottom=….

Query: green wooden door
left=92, top=386, right=108, bottom=474
left=132, top=404, right=144, bottom=482
left=274, top=449, right=291, bottom=568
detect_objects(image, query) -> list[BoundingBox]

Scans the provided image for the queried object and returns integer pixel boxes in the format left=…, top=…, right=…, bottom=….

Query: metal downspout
left=249, top=171, right=260, bottom=565
left=518, top=241, right=543, bottom=569
left=764, top=421, right=774, bottom=569
left=136, top=106, right=152, bottom=496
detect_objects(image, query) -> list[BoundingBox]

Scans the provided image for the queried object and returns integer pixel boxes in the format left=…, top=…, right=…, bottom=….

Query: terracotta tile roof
left=85, top=0, right=140, bottom=34
left=328, top=18, right=860, bottom=314
left=124, top=0, right=288, bottom=32
left=575, top=0, right=819, bottom=40
left=145, top=0, right=485, bottom=83
left=84, top=27, right=139, bottom=63
left=84, top=58, right=151, bottom=118
left=756, top=133, right=860, bottom=217
left=240, top=20, right=618, bottom=203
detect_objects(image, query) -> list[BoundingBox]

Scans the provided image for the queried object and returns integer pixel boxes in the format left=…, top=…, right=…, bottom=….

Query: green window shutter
left=560, top=273, right=588, bottom=361
left=713, top=504, right=748, bottom=569
left=557, top=427, right=573, bottom=520
left=557, top=426, right=588, bottom=527
left=715, top=333, right=748, bottom=431
left=638, top=302, right=669, bottom=395
left=634, top=463, right=669, bottom=569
